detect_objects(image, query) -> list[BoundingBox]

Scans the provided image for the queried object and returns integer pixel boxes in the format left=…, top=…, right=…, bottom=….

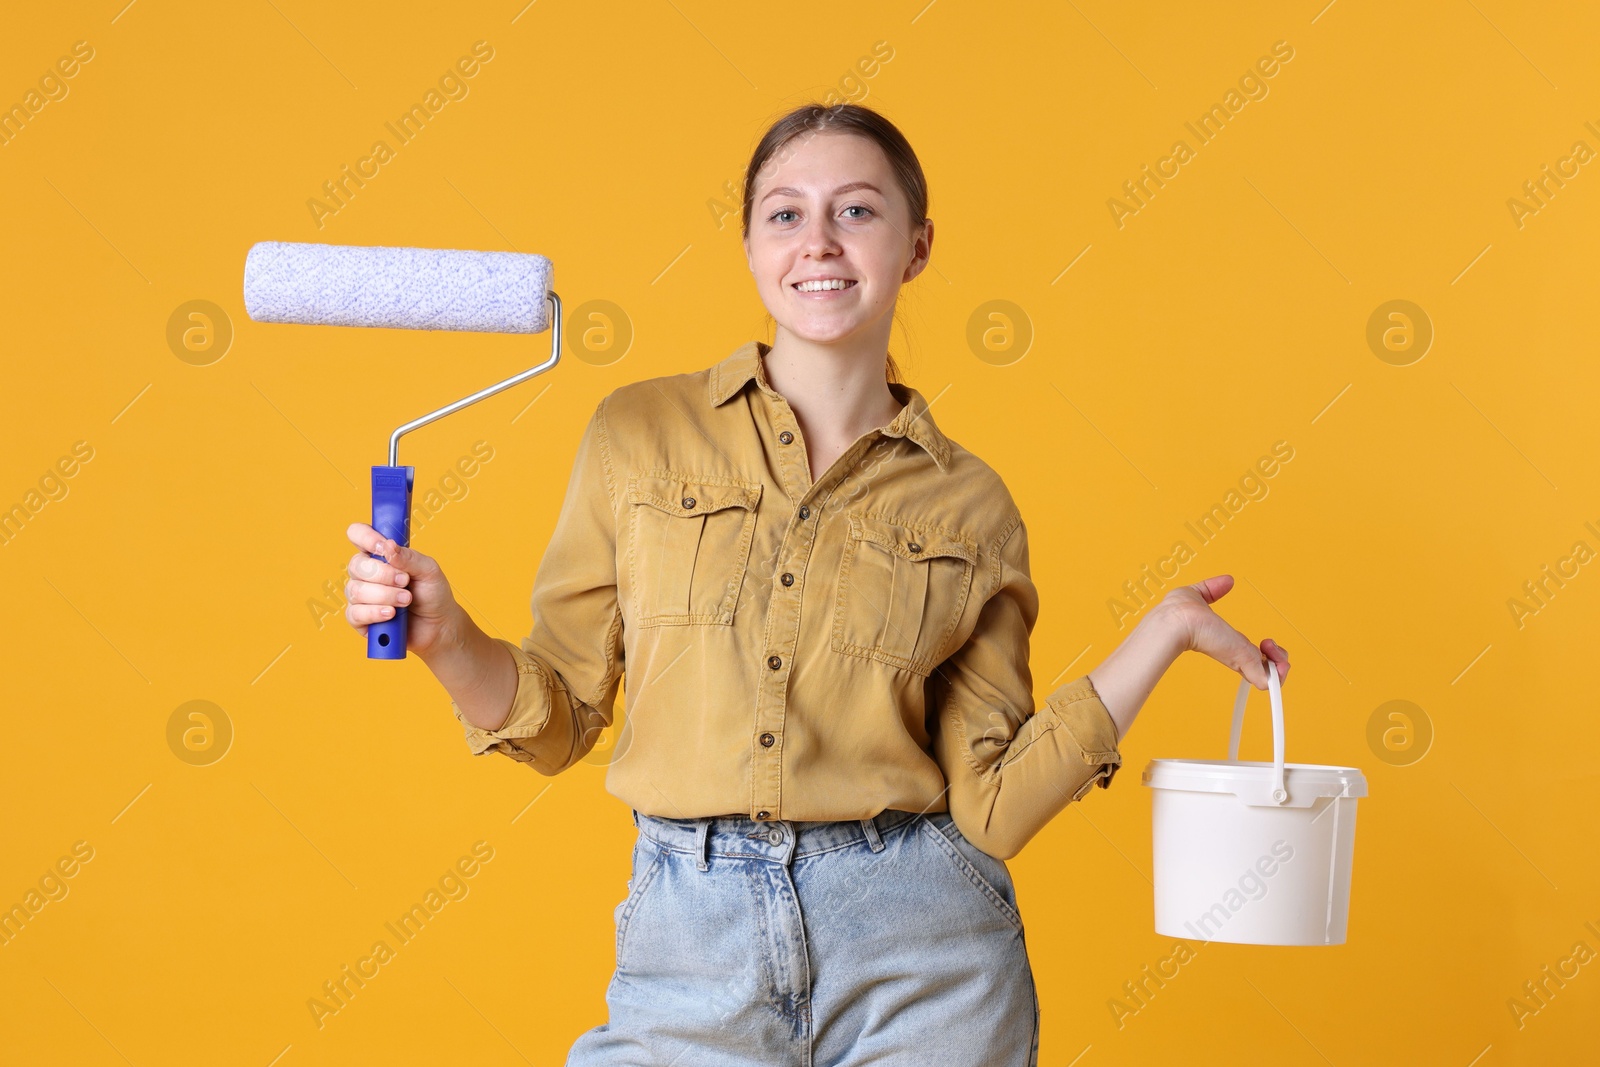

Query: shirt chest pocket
left=625, top=472, right=763, bottom=626
left=832, top=512, right=979, bottom=676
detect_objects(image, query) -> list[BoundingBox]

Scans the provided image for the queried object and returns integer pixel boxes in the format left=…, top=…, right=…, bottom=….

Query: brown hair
left=741, top=103, right=930, bottom=385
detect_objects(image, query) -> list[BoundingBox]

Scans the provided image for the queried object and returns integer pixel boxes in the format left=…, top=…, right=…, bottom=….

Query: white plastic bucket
left=1142, top=664, right=1367, bottom=945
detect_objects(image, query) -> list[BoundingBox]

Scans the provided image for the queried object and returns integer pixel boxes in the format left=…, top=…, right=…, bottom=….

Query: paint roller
left=242, top=240, right=561, bottom=660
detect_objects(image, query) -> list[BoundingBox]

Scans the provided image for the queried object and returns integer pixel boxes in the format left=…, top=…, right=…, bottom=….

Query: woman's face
left=744, top=131, right=931, bottom=347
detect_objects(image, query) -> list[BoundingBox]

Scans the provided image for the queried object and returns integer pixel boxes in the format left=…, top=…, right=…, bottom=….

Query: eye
left=842, top=205, right=874, bottom=219
left=767, top=208, right=798, bottom=224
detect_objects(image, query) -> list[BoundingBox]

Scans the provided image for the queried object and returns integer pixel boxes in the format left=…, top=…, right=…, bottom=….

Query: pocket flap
left=626, top=474, right=762, bottom=517
left=849, top=513, right=976, bottom=565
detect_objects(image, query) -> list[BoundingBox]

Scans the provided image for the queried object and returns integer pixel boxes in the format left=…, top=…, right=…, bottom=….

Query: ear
left=902, top=217, right=934, bottom=284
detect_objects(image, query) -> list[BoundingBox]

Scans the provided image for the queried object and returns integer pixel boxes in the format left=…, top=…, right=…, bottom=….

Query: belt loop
left=694, top=818, right=711, bottom=871
left=861, top=816, right=885, bottom=853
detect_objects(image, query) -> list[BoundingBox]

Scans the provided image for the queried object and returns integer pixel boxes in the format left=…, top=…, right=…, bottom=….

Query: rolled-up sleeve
left=450, top=395, right=625, bottom=774
left=929, top=509, right=1122, bottom=860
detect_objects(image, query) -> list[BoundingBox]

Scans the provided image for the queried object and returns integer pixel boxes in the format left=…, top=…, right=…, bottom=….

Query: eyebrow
left=760, top=181, right=884, bottom=203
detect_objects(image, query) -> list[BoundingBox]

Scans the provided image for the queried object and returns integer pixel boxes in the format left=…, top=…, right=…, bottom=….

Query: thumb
left=1189, top=574, right=1235, bottom=605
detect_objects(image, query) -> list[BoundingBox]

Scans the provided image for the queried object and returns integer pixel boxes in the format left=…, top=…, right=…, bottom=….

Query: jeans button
left=767, top=828, right=783, bottom=845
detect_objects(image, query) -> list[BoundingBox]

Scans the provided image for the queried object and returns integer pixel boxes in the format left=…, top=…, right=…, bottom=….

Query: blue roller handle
left=368, top=465, right=415, bottom=659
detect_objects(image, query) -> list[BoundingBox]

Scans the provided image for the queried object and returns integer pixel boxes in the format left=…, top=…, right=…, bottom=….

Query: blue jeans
left=566, top=807, right=1040, bottom=1066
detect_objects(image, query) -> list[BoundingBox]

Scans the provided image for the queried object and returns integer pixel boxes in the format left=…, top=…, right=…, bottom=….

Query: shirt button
left=756, top=810, right=770, bottom=820
left=767, top=655, right=782, bottom=670
left=780, top=572, right=794, bottom=586
left=682, top=496, right=696, bottom=509
left=798, top=505, right=810, bottom=520
left=907, top=541, right=921, bottom=553
left=760, top=732, right=775, bottom=746
left=779, top=430, right=794, bottom=444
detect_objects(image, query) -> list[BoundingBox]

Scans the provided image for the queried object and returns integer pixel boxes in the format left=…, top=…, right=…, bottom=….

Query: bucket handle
left=1226, top=657, right=1289, bottom=805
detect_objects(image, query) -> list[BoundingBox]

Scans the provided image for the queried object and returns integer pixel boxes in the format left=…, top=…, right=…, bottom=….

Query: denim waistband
left=632, top=807, right=930, bottom=868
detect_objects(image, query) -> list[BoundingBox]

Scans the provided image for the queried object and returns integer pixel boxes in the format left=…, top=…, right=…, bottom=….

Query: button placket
left=749, top=435, right=878, bottom=823
left=766, top=394, right=810, bottom=501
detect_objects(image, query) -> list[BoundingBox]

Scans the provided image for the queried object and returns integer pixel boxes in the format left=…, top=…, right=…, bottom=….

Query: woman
left=342, top=103, right=1290, bottom=1066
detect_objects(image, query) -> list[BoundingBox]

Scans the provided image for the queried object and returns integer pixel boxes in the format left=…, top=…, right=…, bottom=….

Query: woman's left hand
left=1162, top=574, right=1289, bottom=690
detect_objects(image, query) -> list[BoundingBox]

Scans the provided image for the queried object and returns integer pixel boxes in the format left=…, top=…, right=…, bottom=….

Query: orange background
left=2, top=1, right=1597, bottom=1063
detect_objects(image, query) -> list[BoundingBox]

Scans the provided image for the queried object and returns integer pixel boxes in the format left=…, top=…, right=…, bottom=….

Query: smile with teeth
left=793, top=279, right=857, bottom=292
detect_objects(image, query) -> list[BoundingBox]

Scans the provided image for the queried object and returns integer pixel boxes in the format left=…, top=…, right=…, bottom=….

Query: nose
left=800, top=213, right=843, bottom=258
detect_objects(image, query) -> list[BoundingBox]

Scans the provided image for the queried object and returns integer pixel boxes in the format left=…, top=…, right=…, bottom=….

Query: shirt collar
left=709, top=340, right=953, bottom=473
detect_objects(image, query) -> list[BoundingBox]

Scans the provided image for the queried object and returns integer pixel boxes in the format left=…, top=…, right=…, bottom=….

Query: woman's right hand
left=1162, top=574, right=1289, bottom=690
left=344, top=523, right=461, bottom=659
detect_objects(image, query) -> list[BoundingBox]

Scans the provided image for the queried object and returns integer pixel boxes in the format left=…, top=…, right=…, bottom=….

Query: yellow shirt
left=450, top=339, right=1122, bottom=859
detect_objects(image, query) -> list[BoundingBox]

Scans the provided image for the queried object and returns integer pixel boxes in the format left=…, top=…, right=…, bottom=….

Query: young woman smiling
left=343, top=103, right=1289, bottom=1066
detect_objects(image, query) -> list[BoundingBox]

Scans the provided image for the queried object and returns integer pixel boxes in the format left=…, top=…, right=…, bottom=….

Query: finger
left=347, top=522, right=383, bottom=553
left=345, top=578, right=413, bottom=608
left=347, top=550, right=408, bottom=588
left=345, top=524, right=413, bottom=587
left=346, top=602, right=400, bottom=628
left=380, top=538, right=435, bottom=582
left=1239, top=648, right=1272, bottom=690
left=1261, top=638, right=1290, bottom=684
